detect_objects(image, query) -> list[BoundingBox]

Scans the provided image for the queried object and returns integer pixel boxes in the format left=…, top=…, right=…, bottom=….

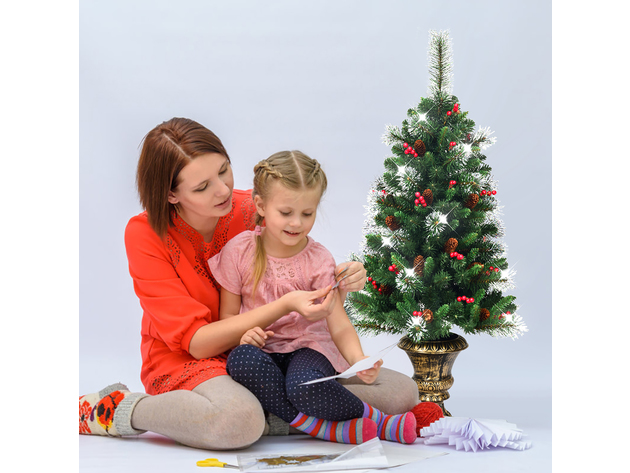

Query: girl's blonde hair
left=251, top=150, right=328, bottom=299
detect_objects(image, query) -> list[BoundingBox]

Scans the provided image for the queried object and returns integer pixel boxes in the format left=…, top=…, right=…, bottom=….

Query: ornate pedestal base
left=397, top=333, right=468, bottom=416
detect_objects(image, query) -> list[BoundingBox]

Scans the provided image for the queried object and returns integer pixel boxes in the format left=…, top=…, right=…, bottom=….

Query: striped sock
left=362, top=403, right=417, bottom=444
left=290, top=413, right=377, bottom=444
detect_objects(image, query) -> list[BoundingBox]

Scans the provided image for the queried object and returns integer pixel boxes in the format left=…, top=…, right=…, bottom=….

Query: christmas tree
left=345, top=31, right=527, bottom=343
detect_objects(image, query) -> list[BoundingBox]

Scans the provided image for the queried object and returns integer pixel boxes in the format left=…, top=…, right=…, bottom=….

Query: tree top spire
left=428, top=30, right=454, bottom=97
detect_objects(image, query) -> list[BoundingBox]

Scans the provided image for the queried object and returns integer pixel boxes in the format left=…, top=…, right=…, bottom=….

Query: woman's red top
left=124, top=189, right=255, bottom=395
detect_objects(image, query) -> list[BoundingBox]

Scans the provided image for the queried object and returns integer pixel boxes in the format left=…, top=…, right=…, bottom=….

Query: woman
left=78, top=117, right=419, bottom=450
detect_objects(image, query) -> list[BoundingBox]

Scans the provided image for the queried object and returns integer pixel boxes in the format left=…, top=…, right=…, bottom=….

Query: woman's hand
left=355, top=357, right=383, bottom=385
left=240, top=327, right=274, bottom=348
left=335, top=261, right=367, bottom=293
left=283, top=286, right=338, bottom=323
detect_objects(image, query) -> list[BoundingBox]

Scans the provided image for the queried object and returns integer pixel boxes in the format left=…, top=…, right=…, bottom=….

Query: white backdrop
left=79, top=0, right=551, bottom=429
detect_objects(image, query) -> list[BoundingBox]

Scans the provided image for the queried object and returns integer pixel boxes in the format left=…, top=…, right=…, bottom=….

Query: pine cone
left=444, top=237, right=458, bottom=254
left=413, top=139, right=427, bottom=156
left=467, top=262, right=484, bottom=270
left=422, top=309, right=433, bottom=322
left=385, top=216, right=401, bottom=230
left=464, top=193, right=480, bottom=209
left=422, top=188, right=433, bottom=206
left=480, top=308, right=490, bottom=321
left=381, top=285, right=393, bottom=296
left=413, top=255, right=425, bottom=276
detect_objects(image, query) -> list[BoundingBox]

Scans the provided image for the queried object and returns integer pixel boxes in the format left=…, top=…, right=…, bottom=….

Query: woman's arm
left=326, top=294, right=382, bottom=384
left=189, top=285, right=338, bottom=360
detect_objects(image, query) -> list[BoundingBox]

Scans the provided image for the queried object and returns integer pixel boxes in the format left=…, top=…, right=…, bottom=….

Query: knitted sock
left=290, top=412, right=377, bottom=444
left=79, top=383, right=147, bottom=437
left=362, top=402, right=417, bottom=444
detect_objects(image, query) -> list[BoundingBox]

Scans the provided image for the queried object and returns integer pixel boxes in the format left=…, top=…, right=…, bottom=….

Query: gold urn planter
left=398, top=333, right=469, bottom=416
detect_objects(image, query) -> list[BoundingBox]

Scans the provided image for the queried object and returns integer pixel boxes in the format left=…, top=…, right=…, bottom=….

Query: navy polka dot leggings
left=226, top=344, right=365, bottom=423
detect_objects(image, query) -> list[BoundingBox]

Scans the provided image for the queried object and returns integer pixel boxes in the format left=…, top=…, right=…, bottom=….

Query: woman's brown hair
left=136, top=118, right=230, bottom=237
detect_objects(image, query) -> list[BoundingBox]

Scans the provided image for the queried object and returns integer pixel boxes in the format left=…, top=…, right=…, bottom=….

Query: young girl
left=207, top=151, right=417, bottom=445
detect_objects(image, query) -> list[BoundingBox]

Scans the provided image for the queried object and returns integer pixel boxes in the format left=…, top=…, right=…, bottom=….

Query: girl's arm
left=188, top=285, right=337, bottom=360
left=325, top=292, right=382, bottom=384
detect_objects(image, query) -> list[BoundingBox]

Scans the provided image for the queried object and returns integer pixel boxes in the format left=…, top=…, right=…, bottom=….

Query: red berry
left=447, top=111, right=452, bottom=116
left=454, top=104, right=459, bottom=111
left=415, top=192, right=421, bottom=198
left=470, top=298, right=474, bottom=303
left=422, top=203, right=427, bottom=207
left=495, top=268, right=499, bottom=272
left=415, top=199, right=420, bottom=205
left=368, top=277, right=372, bottom=282
left=492, top=190, right=497, bottom=195
left=457, top=297, right=462, bottom=302
left=457, top=254, right=463, bottom=260
left=413, top=152, right=418, bottom=157
left=413, top=311, right=418, bottom=316
left=403, top=143, right=408, bottom=148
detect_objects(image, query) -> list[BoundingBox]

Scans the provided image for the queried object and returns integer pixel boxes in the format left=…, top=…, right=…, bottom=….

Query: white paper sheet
left=237, top=438, right=389, bottom=472
left=420, top=417, right=532, bottom=452
left=236, top=437, right=448, bottom=471
left=298, top=343, right=398, bottom=385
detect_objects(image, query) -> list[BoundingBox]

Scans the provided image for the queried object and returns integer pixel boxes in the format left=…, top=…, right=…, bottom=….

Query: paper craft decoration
left=420, top=417, right=532, bottom=452
left=299, top=343, right=397, bottom=385
left=237, top=437, right=389, bottom=472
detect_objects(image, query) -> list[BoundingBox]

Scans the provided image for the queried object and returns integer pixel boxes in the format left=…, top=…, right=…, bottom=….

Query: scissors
left=331, top=266, right=350, bottom=290
left=196, top=458, right=239, bottom=469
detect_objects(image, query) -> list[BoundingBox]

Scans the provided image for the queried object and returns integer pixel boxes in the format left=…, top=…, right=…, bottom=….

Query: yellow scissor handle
left=196, top=458, right=226, bottom=467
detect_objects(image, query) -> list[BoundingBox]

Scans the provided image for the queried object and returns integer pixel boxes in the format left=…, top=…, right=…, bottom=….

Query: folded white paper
left=420, top=417, right=532, bottom=452
left=237, top=437, right=389, bottom=472
left=299, top=343, right=397, bottom=385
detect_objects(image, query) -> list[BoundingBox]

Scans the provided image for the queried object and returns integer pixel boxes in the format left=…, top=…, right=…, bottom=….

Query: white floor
left=79, top=393, right=551, bottom=472
left=79, top=428, right=550, bottom=473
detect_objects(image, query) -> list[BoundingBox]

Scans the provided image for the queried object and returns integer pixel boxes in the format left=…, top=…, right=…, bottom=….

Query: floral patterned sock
left=79, top=383, right=147, bottom=437
left=362, top=402, right=417, bottom=444
left=290, top=413, right=377, bottom=444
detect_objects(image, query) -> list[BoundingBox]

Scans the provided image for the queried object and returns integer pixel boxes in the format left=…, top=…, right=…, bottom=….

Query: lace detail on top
left=166, top=234, right=181, bottom=267
left=241, top=193, right=255, bottom=231
left=264, top=257, right=302, bottom=283
left=150, top=355, right=228, bottom=395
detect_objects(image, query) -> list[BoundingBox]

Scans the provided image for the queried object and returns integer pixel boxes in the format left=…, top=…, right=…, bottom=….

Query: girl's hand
left=355, top=357, right=383, bottom=385
left=335, top=261, right=367, bottom=293
left=240, top=327, right=274, bottom=348
left=284, top=286, right=338, bottom=323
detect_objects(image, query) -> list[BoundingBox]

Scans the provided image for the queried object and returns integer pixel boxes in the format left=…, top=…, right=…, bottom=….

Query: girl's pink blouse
left=208, top=230, right=350, bottom=373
